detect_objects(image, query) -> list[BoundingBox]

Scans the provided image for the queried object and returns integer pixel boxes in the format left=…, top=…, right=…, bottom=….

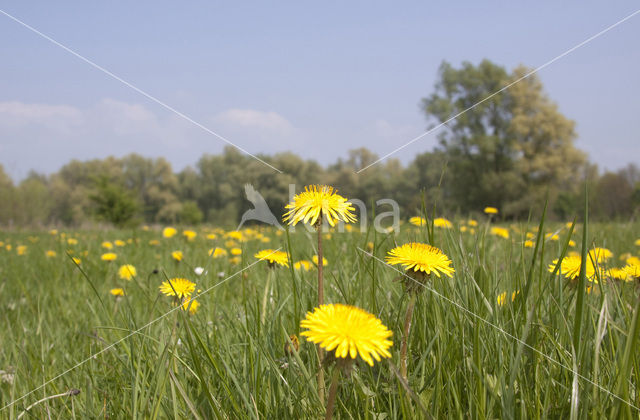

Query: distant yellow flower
left=545, top=233, right=560, bottom=241
left=300, top=304, right=392, bottom=367
left=181, top=298, right=200, bottom=314
left=225, top=231, right=245, bottom=241
left=433, top=217, right=452, bottom=228
left=468, top=219, right=478, bottom=227
left=526, top=232, right=535, bottom=239
left=5, top=244, right=11, bottom=251
left=229, top=256, right=241, bottom=265
left=490, top=227, right=510, bottom=239
left=366, top=241, right=374, bottom=251
left=149, top=239, right=160, bottom=246
left=623, top=257, right=640, bottom=279
left=312, top=255, right=328, bottom=267
left=255, top=249, right=289, bottom=267
left=101, top=252, right=117, bottom=262
left=230, top=247, right=242, bottom=256
left=284, top=185, right=357, bottom=227
left=386, top=243, right=455, bottom=278
left=159, top=278, right=195, bottom=299
left=589, top=247, right=613, bottom=263
left=548, top=255, right=603, bottom=282
left=163, top=227, right=177, bottom=238
left=171, top=250, right=183, bottom=262
left=183, top=230, right=197, bottom=241
left=294, top=260, right=312, bottom=271
left=568, top=240, right=576, bottom=247
left=67, top=238, right=78, bottom=245
left=409, top=216, right=426, bottom=227
left=608, top=268, right=630, bottom=281
left=72, top=257, right=81, bottom=265
left=118, top=264, right=137, bottom=281
left=497, top=291, right=519, bottom=306
left=209, top=247, right=227, bottom=258
left=206, top=233, right=217, bottom=240
left=524, top=240, right=534, bottom=248
left=17, top=245, right=27, bottom=256
left=45, top=250, right=56, bottom=258
left=635, top=239, right=640, bottom=246
left=260, top=237, right=271, bottom=243
left=484, top=207, right=498, bottom=215
left=224, top=240, right=238, bottom=248
left=460, top=226, right=468, bottom=232
left=110, top=288, right=125, bottom=297
left=114, top=239, right=126, bottom=247
left=49, top=229, right=58, bottom=235
left=101, top=241, right=113, bottom=249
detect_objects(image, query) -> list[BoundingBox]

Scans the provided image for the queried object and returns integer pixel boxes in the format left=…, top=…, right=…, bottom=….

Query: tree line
left=0, top=60, right=638, bottom=228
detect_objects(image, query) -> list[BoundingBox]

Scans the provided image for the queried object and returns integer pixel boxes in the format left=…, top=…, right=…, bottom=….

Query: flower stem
left=325, top=367, right=341, bottom=420
left=317, top=225, right=326, bottom=403
left=400, top=292, right=417, bottom=380
left=260, top=269, right=273, bottom=324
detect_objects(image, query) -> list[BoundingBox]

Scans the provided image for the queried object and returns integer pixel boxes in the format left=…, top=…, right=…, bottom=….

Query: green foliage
left=88, top=175, right=140, bottom=227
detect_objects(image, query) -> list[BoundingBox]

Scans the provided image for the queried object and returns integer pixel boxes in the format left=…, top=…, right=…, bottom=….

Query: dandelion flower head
left=283, top=185, right=357, bottom=227
left=300, top=303, right=392, bottom=366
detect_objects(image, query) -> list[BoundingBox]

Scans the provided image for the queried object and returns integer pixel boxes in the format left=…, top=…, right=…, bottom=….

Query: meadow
left=0, top=213, right=639, bottom=418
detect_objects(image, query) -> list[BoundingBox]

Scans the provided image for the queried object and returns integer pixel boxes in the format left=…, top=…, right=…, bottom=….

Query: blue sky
left=0, top=1, right=638, bottom=180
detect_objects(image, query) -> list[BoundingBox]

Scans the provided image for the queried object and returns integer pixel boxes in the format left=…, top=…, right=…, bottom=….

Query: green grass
left=0, top=220, right=639, bottom=419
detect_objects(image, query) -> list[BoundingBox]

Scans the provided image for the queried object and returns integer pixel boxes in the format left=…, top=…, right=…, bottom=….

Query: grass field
left=0, top=216, right=639, bottom=418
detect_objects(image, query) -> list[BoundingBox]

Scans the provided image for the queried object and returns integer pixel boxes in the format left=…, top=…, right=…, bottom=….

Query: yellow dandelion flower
left=255, top=249, right=289, bottom=267
left=283, top=185, right=357, bottom=227
left=386, top=243, right=455, bottom=278
left=225, top=231, right=245, bottom=241
left=490, top=227, right=510, bottom=239
left=545, top=233, right=560, bottom=241
left=45, top=250, right=57, bottom=258
left=608, top=268, right=630, bottom=281
left=526, top=232, right=535, bottom=239
left=163, top=227, right=177, bottom=238
left=67, top=238, right=78, bottom=245
left=524, top=240, right=534, bottom=248
left=589, top=247, right=613, bottom=263
left=149, top=239, right=160, bottom=246
left=101, top=252, right=117, bottom=262
left=206, top=233, right=217, bottom=240
left=17, top=245, right=27, bottom=255
left=101, top=241, right=113, bottom=249
left=260, top=237, right=271, bottom=243
left=623, top=257, right=640, bottom=279
left=72, top=257, right=81, bottom=265
left=159, top=278, right=195, bottom=299
left=484, top=207, right=499, bottom=215
left=548, top=255, right=603, bottom=282
left=183, top=230, right=197, bottom=241
left=209, top=247, right=227, bottom=258
left=229, top=256, right=241, bottom=265
left=182, top=298, right=200, bottom=314
left=433, top=217, right=452, bottom=228
left=171, top=250, right=183, bottom=262
left=300, top=304, right=393, bottom=367
left=5, top=244, right=11, bottom=251
left=468, top=219, right=478, bottom=227
left=230, top=247, right=242, bottom=256
left=294, top=260, right=312, bottom=271
left=409, top=216, right=426, bottom=227
left=460, top=226, right=468, bottom=232
left=114, top=239, right=126, bottom=247
left=568, top=240, right=576, bottom=247
left=366, top=241, right=374, bottom=251
left=110, top=288, right=124, bottom=297
left=225, top=240, right=239, bottom=248
left=118, top=264, right=137, bottom=281
left=635, top=239, right=640, bottom=246
left=312, top=255, right=328, bottom=267
left=49, top=229, right=58, bottom=235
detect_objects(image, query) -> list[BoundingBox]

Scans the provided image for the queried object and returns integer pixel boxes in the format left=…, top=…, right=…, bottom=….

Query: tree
left=89, top=176, right=140, bottom=227
left=422, top=60, right=586, bottom=217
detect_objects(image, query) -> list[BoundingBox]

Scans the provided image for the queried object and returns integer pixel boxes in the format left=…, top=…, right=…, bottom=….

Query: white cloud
left=214, top=108, right=294, bottom=134
left=0, top=101, right=82, bottom=132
